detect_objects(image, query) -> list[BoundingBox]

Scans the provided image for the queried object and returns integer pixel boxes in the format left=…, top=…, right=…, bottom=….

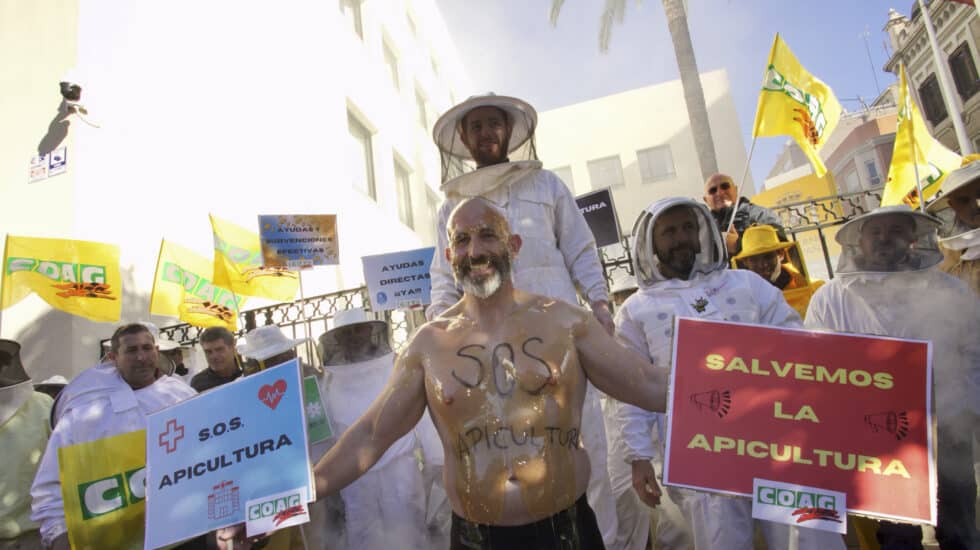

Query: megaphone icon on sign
left=864, top=410, right=909, bottom=440
left=690, top=389, right=732, bottom=418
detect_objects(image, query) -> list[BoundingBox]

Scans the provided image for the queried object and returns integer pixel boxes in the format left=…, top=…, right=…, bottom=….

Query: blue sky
left=435, top=0, right=905, bottom=191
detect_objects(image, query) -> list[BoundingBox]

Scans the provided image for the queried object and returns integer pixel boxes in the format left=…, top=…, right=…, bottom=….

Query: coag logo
left=247, top=493, right=302, bottom=522
left=762, top=66, right=830, bottom=143
left=757, top=485, right=835, bottom=509
left=77, top=467, right=146, bottom=520
left=6, top=257, right=107, bottom=283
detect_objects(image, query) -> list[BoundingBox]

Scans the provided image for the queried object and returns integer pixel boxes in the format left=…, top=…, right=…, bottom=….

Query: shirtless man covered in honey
left=312, top=198, right=669, bottom=549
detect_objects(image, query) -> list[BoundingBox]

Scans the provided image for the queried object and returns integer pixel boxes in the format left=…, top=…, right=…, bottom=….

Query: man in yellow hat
left=731, top=224, right=823, bottom=318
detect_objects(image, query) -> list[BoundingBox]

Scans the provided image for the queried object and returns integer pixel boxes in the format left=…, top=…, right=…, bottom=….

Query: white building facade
left=0, top=0, right=470, bottom=377
left=535, top=69, right=754, bottom=236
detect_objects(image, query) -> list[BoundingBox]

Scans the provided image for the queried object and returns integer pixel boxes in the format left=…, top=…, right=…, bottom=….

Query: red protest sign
left=663, top=318, right=935, bottom=524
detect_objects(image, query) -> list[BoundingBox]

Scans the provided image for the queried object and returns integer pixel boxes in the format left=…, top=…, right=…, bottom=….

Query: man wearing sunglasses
left=703, top=173, right=785, bottom=256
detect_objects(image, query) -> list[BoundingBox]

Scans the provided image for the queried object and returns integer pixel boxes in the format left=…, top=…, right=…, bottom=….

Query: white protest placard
left=361, top=247, right=435, bottom=311
left=752, top=478, right=847, bottom=534
left=144, top=360, right=312, bottom=548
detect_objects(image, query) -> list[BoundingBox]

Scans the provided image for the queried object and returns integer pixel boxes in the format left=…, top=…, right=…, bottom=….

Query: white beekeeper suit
left=805, top=206, right=980, bottom=430
left=604, top=272, right=691, bottom=550
left=318, top=309, right=425, bottom=550
left=426, top=93, right=619, bottom=546
left=805, top=206, right=980, bottom=548
left=30, top=362, right=195, bottom=546
left=615, top=197, right=844, bottom=550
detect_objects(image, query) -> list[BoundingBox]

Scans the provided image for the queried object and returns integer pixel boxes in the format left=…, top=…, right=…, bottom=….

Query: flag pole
left=726, top=135, right=759, bottom=235
left=902, top=62, right=928, bottom=213
left=917, top=0, right=973, bottom=154
left=0, top=234, right=8, bottom=338
left=297, top=269, right=321, bottom=373
left=910, top=122, right=927, bottom=213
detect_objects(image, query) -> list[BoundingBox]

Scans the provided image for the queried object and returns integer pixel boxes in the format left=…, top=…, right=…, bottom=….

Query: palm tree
left=550, top=0, right=719, bottom=181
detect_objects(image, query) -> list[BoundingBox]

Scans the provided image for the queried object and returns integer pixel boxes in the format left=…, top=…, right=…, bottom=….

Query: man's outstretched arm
left=575, top=312, right=668, bottom=413
left=313, top=348, right=428, bottom=498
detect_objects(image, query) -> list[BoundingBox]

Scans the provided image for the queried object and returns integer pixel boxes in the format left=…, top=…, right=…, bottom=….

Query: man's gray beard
left=461, top=271, right=503, bottom=299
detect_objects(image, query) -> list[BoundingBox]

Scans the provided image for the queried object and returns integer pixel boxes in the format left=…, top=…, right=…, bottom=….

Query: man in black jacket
left=189, top=327, right=241, bottom=392
left=703, top=173, right=786, bottom=256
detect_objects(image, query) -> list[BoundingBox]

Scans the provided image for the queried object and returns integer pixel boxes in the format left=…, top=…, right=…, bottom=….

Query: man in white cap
left=1, top=339, right=53, bottom=549
left=302, top=198, right=669, bottom=550
left=315, top=308, right=425, bottom=550
left=928, top=159, right=980, bottom=294
left=616, top=197, right=843, bottom=550
left=608, top=270, right=639, bottom=309
left=428, top=93, right=620, bottom=546
left=157, top=335, right=190, bottom=377
left=240, top=324, right=309, bottom=370
left=805, top=205, right=980, bottom=548
left=31, top=323, right=196, bottom=550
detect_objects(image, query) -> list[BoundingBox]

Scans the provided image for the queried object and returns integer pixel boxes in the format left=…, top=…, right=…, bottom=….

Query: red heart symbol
left=258, top=379, right=287, bottom=410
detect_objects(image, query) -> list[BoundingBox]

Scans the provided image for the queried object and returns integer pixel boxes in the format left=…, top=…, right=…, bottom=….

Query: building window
left=842, top=166, right=859, bottom=194
left=382, top=38, right=399, bottom=91
left=948, top=42, right=979, bottom=101
left=339, top=0, right=363, bottom=40
left=415, top=87, right=427, bottom=129
left=347, top=111, right=375, bottom=200
left=552, top=166, right=574, bottom=187
left=864, top=159, right=881, bottom=187
left=425, top=187, right=441, bottom=244
left=918, top=74, right=947, bottom=126
left=395, top=159, right=413, bottom=229
left=586, top=155, right=625, bottom=189
left=636, top=145, right=676, bottom=183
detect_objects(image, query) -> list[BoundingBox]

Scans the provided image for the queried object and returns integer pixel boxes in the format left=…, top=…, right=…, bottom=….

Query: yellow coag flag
left=209, top=215, right=299, bottom=301
left=881, top=64, right=962, bottom=208
left=59, top=430, right=146, bottom=549
left=1, top=235, right=121, bottom=322
left=752, top=34, right=843, bottom=178
left=150, top=240, right=246, bottom=330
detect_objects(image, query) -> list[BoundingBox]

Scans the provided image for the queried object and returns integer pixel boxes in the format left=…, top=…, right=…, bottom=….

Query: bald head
left=448, top=198, right=511, bottom=240
left=704, top=173, right=737, bottom=212
left=446, top=198, right=521, bottom=299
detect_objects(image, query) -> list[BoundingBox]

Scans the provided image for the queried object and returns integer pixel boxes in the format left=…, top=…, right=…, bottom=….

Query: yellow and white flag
left=150, top=240, right=245, bottom=330
left=881, top=64, right=962, bottom=208
left=1, top=235, right=121, bottom=322
left=59, top=430, right=147, bottom=550
left=753, top=34, right=843, bottom=178
left=210, top=214, right=299, bottom=301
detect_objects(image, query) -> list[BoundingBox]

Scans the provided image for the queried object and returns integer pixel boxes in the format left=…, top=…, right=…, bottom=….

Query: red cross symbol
left=158, top=419, right=185, bottom=454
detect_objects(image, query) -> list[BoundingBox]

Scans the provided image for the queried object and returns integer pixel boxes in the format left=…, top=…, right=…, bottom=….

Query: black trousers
left=449, top=494, right=605, bottom=550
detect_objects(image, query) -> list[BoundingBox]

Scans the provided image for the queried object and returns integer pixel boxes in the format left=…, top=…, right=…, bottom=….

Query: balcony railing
left=597, top=189, right=884, bottom=287
left=98, top=286, right=427, bottom=362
